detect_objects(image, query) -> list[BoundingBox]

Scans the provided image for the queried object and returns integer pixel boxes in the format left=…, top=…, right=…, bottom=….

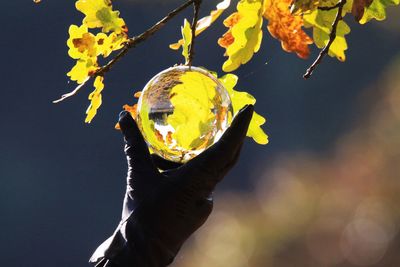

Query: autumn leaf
left=60, top=0, right=129, bottom=122
left=218, top=0, right=264, bottom=72
left=263, top=0, right=313, bottom=59
left=123, top=104, right=138, bottom=118
left=218, top=73, right=268, bottom=145
left=352, top=0, right=374, bottom=21
left=167, top=71, right=217, bottom=149
left=170, top=0, right=231, bottom=50
left=67, top=24, right=97, bottom=60
left=59, top=0, right=400, bottom=137
left=193, top=0, right=231, bottom=35
left=181, top=19, right=192, bottom=64
left=75, top=0, right=127, bottom=34
left=359, top=0, right=400, bottom=24
left=217, top=13, right=240, bottom=49
left=115, top=91, right=141, bottom=130
left=95, top=32, right=127, bottom=57
left=67, top=58, right=98, bottom=84
left=303, top=9, right=351, bottom=61
left=85, top=76, right=105, bottom=123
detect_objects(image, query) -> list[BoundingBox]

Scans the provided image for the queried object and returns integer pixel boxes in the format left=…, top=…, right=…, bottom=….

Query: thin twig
left=187, top=0, right=202, bottom=68
left=54, top=0, right=194, bottom=104
left=303, top=0, right=346, bottom=79
left=53, top=77, right=90, bottom=103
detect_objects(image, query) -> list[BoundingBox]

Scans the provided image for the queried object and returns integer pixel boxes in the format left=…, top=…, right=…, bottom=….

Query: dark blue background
left=0, top=1, right=399, bottom=266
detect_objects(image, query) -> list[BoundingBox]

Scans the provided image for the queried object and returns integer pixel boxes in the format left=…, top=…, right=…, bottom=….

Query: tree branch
left=97, top=0, right=195, bottom=76
left=303, top=0, right=347, bottom=79
left=187, top=0, right=202, bottom=68
left=54, top=0, right=194, bottom=104
left=318, top=2, right=342, bottom=10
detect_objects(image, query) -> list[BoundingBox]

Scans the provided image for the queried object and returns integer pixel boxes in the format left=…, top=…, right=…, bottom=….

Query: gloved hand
left=89, top=105, right=254, bottom=267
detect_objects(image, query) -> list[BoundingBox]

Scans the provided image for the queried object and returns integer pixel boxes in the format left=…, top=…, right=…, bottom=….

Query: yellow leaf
left=217, top=13, right=240, bottom=49
left=75, top=0, right=127, bottom=34
left=359, top=0, right=400, bottom=24
left=248, top=112, right=268, bottom=145
left=218, top=0, right=264, bottom=72
left=95, top=32, right=127, bottom=57
left=167, top=71, right=216, bottom=149
left=181, top=19, right=192, bottom=64
left=169, top=0, right=231, bottom=50
left=303, top=9, right=350, bottom=61
left=67, top=58, right=98, bottom=84
left=85, top=76, right=105, bottom=123
left=263, top=0, right=313, bottom=59
left=352, top=0, right=374, bottom=21
left=67, top=24, right=97, bottom=60
left=218, top=73, right=268, bottom=145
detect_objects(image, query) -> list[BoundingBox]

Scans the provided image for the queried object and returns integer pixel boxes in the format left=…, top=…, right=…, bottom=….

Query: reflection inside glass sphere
left=136, top=66, right=233, bottom=163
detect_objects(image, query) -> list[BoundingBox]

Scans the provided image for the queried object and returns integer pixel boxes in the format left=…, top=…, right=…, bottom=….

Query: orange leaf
left=115, top=103, right=138, bottom=130
left=218, top=31, right=235, bottom=49
left=123, top=104, right=138, bottom=118
left=217, top=12, right=241, bottom=49
left=218, top=0, right=264, bottom=72
left=263, top=0, right=313, bottom=59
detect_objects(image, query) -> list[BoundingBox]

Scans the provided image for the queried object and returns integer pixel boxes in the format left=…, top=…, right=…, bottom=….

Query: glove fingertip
left=235, top=104, right=254, bottom=124
left=118, top=111, right=133, bottom=131
left=118, top=111, right=144, bottom=146
left=222, top=104, right=254, bottom=142
left=119, top=110, right=129, bottom=120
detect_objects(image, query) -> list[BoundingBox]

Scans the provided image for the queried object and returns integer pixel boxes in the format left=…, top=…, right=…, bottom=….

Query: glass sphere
left=136, top=66, right=233, bottom=163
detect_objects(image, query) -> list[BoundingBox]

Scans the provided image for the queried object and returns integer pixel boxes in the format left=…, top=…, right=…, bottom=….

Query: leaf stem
left=187, top=0, right=202, bottom=68
left=317, top=2, right=342, bottom=10
left=54, top=0, right=195, bottom=103
left=303, top=0, right=347, bottom=79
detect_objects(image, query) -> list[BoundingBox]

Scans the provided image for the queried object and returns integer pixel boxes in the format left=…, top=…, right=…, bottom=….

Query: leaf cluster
left=62, top=0, right=128, bottom=122
left=57, top=0, right=399, bottom=146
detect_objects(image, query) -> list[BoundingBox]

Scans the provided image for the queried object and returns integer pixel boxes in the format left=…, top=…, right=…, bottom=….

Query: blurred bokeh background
left=0, top=1, right=399, bottom=266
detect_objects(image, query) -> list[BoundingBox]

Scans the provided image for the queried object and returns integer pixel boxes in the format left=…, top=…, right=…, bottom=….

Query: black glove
left=89, top=105, right=254, bottom=267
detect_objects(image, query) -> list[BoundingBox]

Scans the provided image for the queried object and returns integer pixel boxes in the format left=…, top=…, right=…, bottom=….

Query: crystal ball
left=136, top=66, right=233, bottom=163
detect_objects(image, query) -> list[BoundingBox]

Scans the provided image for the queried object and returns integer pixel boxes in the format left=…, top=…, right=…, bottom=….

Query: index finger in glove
left=119, top=111, right=158, bottom=176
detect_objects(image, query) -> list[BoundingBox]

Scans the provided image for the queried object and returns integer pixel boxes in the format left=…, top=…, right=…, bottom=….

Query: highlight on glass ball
left=136, top=65, right=233, bottom=163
